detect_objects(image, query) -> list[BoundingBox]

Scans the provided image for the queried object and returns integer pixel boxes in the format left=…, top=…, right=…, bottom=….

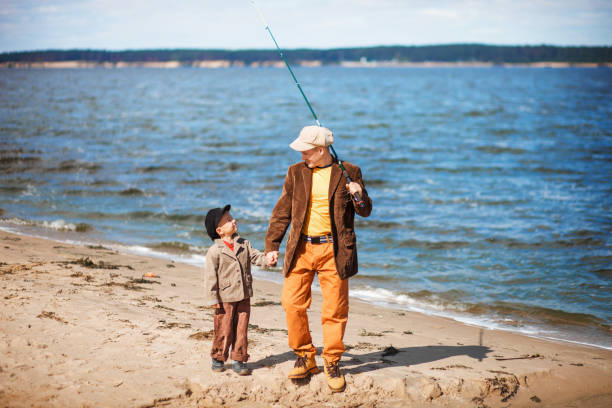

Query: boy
left=203, top=204, right=271, bottom=375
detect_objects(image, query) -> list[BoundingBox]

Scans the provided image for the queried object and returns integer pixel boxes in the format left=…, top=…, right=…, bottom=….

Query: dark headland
left=1, top=44, right=611, bottom=68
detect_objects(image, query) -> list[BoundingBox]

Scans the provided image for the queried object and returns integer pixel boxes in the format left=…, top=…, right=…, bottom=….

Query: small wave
left=44, top=220, right=93, bottom=233
left=355, top=219, right=409, bottom=230
left=592, top=269, right=612, bottom=277
left=379, top=158, right=427, bottom=165
left=221, top=162, right=253, bottom=171
left=532, top=167, right=583, bottom=175
left=136, top=165, right=180, bottom=173
left=351, top=273, right=400, bottom=282
left=66, top=210, right=207, bottom=224
left=362, top=178, right=387, bottom=186
left=0, top=156, right=42, bottom=173
left=0, top=147, right=42, bottom=155
left=0, top=156, right=42, bottom=166
left=121, top=244, right=207, bottom=268
left=0, top=186, right=27, bottom=194
left=476, top=145, right=527, bottom=155
left=410, top=147, right=447, bottom=153
left=484, top=236, right=605, bottom=249
left=147, top=241, right=205, bottom=254
left=490, top=128, right=517, bottom=136
left=427, top=197, right=528, bottom=207
left=2, top=217, right=94, bottom=233
left=119, top=188, right=145, bottom=196
left=569, top=229, right=604, bottom=237
left=181, top=179, right=214, bottom=185
left=581, top=255, right=612, bottom=264
left=49, top=160, right=102, bottom=173
left=64, top=188, right=165, bottom=197
left=364, top=123, right=391, bottom=129
left=427, top=166, right=505, bottom=174
left=390, top=238, right=470, bottom=250
left=90, top=179, right=120, bottom=186
left=246, top=148, right=281, bottom=157
left=463, top=107, right=503, bottom=117
left=463, top=301, right=611, bottom=332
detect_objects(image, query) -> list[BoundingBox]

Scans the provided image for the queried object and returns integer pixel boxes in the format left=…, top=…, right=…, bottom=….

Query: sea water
left=1, top=66, right=610, bottom=348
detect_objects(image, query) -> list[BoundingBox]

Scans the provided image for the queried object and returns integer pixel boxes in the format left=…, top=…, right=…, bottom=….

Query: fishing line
left=250, top=0, right=365, bottom=207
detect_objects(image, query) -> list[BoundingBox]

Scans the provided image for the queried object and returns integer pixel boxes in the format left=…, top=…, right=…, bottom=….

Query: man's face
left=301, top=147, right=324, bottom=168
left=216, top=211, right=237, bottom=238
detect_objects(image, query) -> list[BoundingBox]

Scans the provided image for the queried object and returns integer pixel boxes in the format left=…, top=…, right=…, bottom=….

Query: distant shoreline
left=1, top=60, right=611, bottom=69
left=2, top=44, right=610, bottom=68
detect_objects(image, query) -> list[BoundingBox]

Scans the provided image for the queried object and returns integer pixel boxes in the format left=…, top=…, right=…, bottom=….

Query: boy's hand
left=266, top=251, right=278, bottom=266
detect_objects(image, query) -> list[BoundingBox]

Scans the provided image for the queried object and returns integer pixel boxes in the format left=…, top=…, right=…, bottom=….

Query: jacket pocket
left=344, top=231, right=356, bottom=248
left=220, top=281, right=231, bottom=290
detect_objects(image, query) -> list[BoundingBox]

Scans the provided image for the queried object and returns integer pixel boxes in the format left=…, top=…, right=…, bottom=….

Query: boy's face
left=216, top=211, right=237, bottom=238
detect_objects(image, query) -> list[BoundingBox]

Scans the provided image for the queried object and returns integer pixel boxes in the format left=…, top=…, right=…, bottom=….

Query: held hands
left=266, top=251, right=279, bottom=266
left=346, top=182, right=363, bottom=198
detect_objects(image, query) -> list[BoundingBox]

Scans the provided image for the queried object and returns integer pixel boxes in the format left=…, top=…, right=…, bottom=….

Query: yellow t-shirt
left=302, top=166, right=332, bottom=236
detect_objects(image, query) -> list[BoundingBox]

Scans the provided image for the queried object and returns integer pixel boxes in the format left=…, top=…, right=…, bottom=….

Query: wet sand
left=1, top=231, right=610, bottom=407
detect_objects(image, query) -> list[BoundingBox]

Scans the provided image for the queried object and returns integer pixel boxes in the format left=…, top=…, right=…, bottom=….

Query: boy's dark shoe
left=324, top=360, right=346, bottom=393
left=287, top=354, right=319, bottom=379
left=232, top=361, right=250, bottom=376
left=211, top=358, right=225, bottom=372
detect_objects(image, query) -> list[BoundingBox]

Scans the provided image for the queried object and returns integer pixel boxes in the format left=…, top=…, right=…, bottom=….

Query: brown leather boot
left=287, top=354, right=319, bottom=379
left=324, top=360, right=346, bottom=392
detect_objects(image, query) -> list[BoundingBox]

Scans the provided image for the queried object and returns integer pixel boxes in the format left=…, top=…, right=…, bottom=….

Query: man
left=265, top=125, right=372, bottom=392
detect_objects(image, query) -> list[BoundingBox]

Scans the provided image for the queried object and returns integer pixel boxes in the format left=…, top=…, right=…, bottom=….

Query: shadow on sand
left=250, top=345, right=491, bottom=375
left=343, top=345, right=491, bottom=375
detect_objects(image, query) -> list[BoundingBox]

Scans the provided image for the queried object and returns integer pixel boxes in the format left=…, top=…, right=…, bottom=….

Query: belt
left=301, top=234, right=333, bottom=244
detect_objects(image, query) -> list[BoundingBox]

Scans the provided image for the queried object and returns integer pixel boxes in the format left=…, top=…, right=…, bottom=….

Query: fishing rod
left=250, top=0, right=365, bottom=208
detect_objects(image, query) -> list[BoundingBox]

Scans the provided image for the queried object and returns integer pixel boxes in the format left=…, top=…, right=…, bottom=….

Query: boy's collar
left=214, top=234, right=240, bottom=245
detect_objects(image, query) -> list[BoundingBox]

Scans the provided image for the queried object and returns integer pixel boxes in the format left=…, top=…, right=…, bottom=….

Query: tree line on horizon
left=1, top=44, right=610, bottom=64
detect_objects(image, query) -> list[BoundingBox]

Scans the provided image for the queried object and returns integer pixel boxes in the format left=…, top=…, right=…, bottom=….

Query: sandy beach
left=0, top=231, right=610, bottom=407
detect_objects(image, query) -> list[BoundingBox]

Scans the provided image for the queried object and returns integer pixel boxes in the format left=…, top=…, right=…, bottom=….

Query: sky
left=1, top=0, right=611, bottom=53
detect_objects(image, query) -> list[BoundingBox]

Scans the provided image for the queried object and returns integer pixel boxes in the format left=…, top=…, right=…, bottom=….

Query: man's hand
left=346, top=182, right=363, bottom=197
left=266, top=251, right=279, bottom=266
left=213, top=303, right=221, bottom=309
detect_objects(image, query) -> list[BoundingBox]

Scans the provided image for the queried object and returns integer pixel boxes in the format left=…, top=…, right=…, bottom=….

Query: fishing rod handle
left=353, top=192, right=366, bottom=208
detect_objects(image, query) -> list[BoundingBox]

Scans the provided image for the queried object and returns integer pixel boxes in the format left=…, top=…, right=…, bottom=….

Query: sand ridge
left=0, top=231, right=610, bottom=407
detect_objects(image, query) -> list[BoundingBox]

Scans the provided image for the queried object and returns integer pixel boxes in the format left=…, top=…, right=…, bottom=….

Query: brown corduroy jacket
left=265, top=160, right=372, bottom=280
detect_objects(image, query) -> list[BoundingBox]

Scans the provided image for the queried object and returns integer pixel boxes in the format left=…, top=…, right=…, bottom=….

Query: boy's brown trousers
left=211, top=298, right=250, bottom=362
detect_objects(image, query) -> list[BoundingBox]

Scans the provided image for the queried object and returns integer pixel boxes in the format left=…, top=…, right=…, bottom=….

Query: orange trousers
left=281, top=240, right=349, bottom=363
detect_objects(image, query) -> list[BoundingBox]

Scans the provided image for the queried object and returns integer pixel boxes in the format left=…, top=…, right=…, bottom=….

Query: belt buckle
left=311, top=236, right=321, bottom=244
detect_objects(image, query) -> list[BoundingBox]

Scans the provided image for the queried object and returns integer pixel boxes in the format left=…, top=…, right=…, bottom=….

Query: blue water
left=1, top=67, right=611, bottom=348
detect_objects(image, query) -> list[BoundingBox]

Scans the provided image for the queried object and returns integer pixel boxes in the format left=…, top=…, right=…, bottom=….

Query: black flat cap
left=205, top=204, right=231, bottom=241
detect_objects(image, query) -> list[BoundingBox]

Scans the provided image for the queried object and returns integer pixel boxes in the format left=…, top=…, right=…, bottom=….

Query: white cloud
left=419, top=8, right=460, bottom=19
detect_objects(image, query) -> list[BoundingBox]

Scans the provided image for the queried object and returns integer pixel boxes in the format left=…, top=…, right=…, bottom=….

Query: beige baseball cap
left=289, top=125, right=334, bottom=151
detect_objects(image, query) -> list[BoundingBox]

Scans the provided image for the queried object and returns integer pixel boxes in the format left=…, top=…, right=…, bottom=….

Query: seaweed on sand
left=37, top=311, right=68, bottom=324
left=252, top=300, right=281, bottom=307
left=60, top=257, right=124, bottom=269
left=359, top=328, right=383, bottom=337
left=189, top=330, right=214, bottom=340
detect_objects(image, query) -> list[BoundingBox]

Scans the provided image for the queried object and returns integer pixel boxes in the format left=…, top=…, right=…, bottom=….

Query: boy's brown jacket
left=265, top=161, right=372, bottom=280
left=204, top=236, right=267, bottom=306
